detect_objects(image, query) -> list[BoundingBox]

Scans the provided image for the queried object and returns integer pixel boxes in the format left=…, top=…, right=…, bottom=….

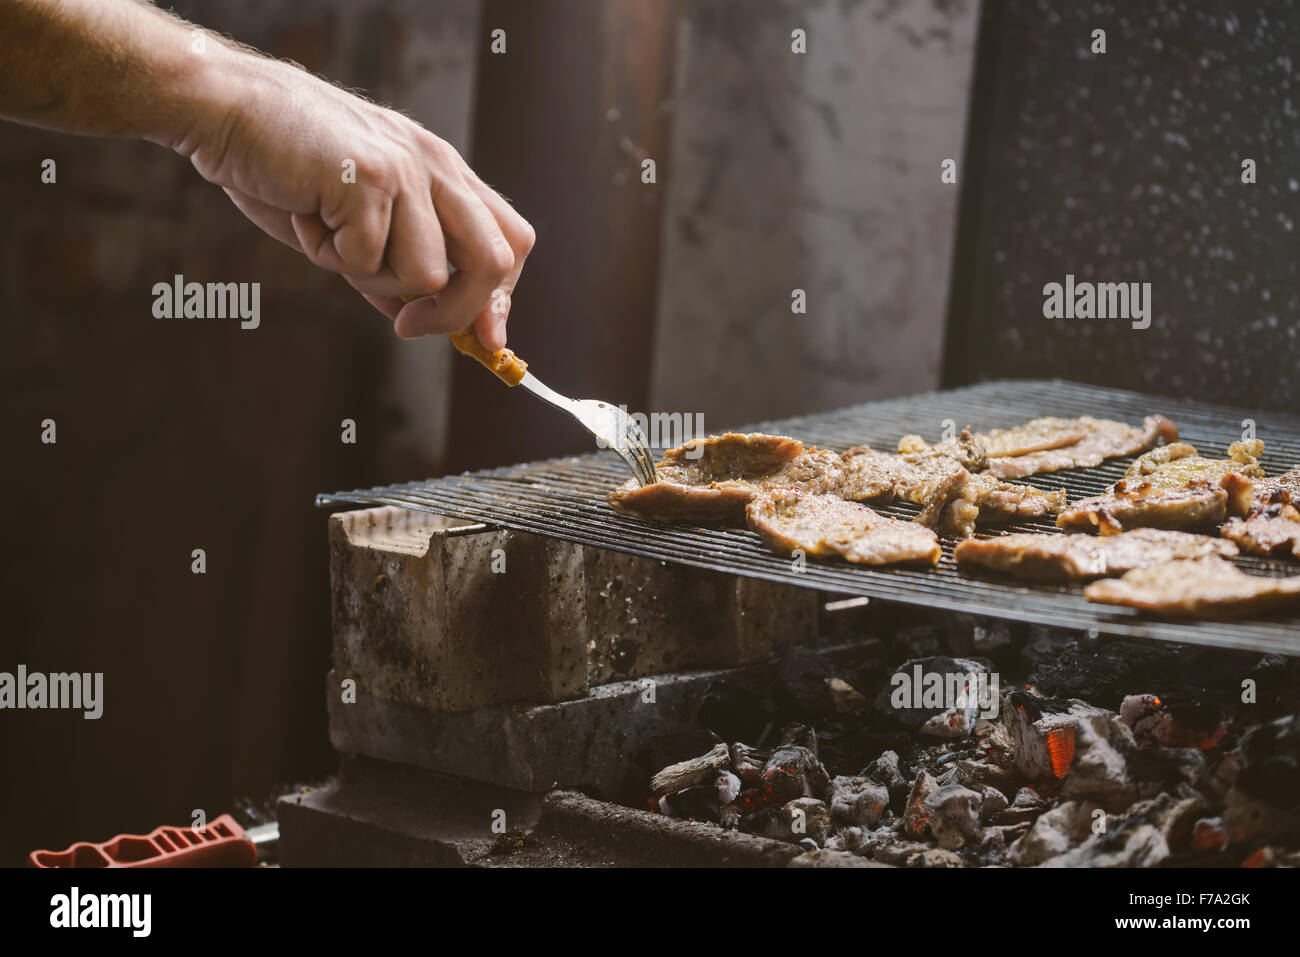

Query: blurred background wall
left=0, top=0, right=977, bottom=862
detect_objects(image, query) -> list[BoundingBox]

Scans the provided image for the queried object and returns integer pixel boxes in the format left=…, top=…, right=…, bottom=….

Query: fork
left=447, top=328, right=657, bottom=486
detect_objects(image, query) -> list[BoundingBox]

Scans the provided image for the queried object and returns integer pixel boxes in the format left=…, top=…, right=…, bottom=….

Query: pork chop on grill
left=1083, top=556, right=1300, bottom=618
left=842, top=437, right=1065, bottom=538
left=981, top=415, right=1179, bottom=479
left=954, top=528, right=1239, bottom=582
left=745, top=490, right=942, bottom=567
left=1220, top=466, right=1300, bottom=560
left=935, top=472, right=1068, bottom=538
left=897, top=415, right=1178, bottom=479
left=607, top=432, right=844, bottom=524
left=1056, top=441, right=1263, bottom=535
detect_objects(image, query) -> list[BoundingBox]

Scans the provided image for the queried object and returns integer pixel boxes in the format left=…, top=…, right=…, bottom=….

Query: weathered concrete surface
left=326, top=664, right=761, bottom=795
left=278, top=759, right=802, bottom=867
left=330, top=506, right=820, bottom=714
left=278, top=758, right=544, bottom=867
left=327, top=639, right=876, bottom=794
left=329, top=507, right=589, bottom=711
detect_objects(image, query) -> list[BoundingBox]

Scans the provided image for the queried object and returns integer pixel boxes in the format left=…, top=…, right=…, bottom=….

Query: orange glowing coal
left=1046, top=727, right=1075, bottom=779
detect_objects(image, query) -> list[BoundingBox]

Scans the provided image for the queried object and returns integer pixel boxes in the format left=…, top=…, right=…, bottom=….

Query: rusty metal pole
left=447, top=0, right=682, bottom=471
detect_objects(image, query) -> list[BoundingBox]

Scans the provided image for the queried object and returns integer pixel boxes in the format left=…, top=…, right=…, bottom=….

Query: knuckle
left=514, top=220, right=537, bottom=256
left=486, top=236, right=515, bottom=279
left=418, top=262, right=450, bottom=292
left=473, top=233, right=514, bottom=281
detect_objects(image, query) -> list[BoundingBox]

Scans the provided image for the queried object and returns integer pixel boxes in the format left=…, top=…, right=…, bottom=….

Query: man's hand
left=1, top=0, right=533, bottom=350
left=177, top=51, right=534, bottom=349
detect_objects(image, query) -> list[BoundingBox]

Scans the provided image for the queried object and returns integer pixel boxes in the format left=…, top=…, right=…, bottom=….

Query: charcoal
left=1004, top=691, right=1111, bottom=782
left=874, top=656, right=994, bottom=739
left=784, top=797, right=832, bottom=845
left=902, top=770, right=939, bottom=837
left=636, top=729, right=723, bottom=782
left=660, top=785, right=726, bottom=823
left=734, top=787, right=771, bottom=816
left=829, top=775, right=890, bottom=828
left=1119, top=693, right=1228, bottom=750
left=826, top=677, right=870, bottom=716
left=762, top=742, right=831, bottom=803
left=775, top=648, right=840, bottom=720
left=869, top=840, right=937, bottom=866
left=990, top=805, right=1041, bottom=826
left=1027, top=640, right=1182, bottom=710
left=741, top=807, right=791, bottom=841
left=777, top=722, right=820, bottom=755
left=1012, top=786, right=1042, bottom=807
left=909, top=848, right=965, bottom=868
left=730, top=744, right=769, bottom=790
left=650, top=742, right=731, bottom=795
left=1221, top=715, right=1300, bottom=847
left=923, top=784, right=982, bottom=850
left=825, top=826, right=867, bottom=853
left=1007, top=800, right=1101, bottom=866
left=1192, top=816, right=1227, bottom=851
left=975, top=822, right=1032, bottom=865
left=1059, top=714, right=1138, bottom=813
left=1233, top=714, right=1300, bottom=807
left=789, top=848, right=885, bottom=867
left=715, top=770, right=741, bottom=804
left=1047, top=821, right=1169, bottom=868
left=937, top=758, right=1017, bottom=800
left=861, top=749, right=909, bottom=805
left=974, top=784, right=1009, bottom=819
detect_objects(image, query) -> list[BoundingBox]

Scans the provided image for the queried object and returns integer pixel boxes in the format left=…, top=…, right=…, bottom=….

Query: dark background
left=945, top=0, right=1299, bottom=412
left=2, top=0, right=1296, bottom=865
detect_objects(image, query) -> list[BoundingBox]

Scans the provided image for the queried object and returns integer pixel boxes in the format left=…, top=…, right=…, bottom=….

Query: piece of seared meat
left=895, top=426, right=989, bottom=472
left=935, top=472, right=1068, bottom=538
left=981, top=415, right=1179, bottom=479
left=1084, top=555, right=1300, bottom=618
left=954, top=528, right=1239, bottom=582
left=842, top=442, right=1064, bottom=538
left=1220, top=466, right=1300, bottom=560
left=1222, top=508, right=1300, bottom=561
left=607, top=433, right=844, bottom=524
left=1057, top=441, right=1263, bottom=534
left=745, top=490, right=941, bottom=566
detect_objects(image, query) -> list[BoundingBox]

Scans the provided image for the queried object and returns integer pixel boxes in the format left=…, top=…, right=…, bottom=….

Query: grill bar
left=318, top=379, right=1300, bottom=655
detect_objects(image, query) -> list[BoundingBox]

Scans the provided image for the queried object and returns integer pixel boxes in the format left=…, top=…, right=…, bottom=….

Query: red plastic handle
left=29, top=814, right=256, bottom=868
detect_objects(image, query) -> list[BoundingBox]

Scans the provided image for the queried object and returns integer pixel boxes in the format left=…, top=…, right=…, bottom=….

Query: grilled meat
left=745, top=490, right=942, bottom=567
left=607, top=433, right=844, bottom=524
left=936, top=472, right=1067, bottom=538
left=1221, top=509, right=1300, bottom=561
left=896, top=427, right=989, bottom=472
left=1084, top=556, right=1300, bottom=618
left=842, top=440, right=1064, bottom=538
left=1220, top=466, right=1300, bottom=560
left=982, top=415, right=1179, bottom=478
left=954, top=528, right=1239, bottom=582
left=1056, top=441, right=1263, bottom=534
left=898, top=416, right=1177, bottom=479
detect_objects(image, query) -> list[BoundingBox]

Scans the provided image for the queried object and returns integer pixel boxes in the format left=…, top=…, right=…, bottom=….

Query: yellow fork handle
left=399, top=295, right=528, bottom=386
left=447, top=327, right=528, bottom=387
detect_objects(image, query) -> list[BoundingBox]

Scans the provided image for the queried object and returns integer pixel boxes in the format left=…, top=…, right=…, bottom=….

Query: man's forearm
left=0, top=0, right=229, bottom=146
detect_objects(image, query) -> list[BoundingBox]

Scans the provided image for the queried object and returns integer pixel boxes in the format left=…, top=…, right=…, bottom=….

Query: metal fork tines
left=518, top=372, right=657, bottom=486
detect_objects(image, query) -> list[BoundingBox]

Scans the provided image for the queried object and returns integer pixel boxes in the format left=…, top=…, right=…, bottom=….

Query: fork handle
left=399, top=295, right=528, bottom=386
left=447, top=327, right=528, bottom=387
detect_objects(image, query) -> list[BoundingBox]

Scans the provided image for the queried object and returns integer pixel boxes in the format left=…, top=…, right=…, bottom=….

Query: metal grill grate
left=318, top=379, right=1300, bottom=655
